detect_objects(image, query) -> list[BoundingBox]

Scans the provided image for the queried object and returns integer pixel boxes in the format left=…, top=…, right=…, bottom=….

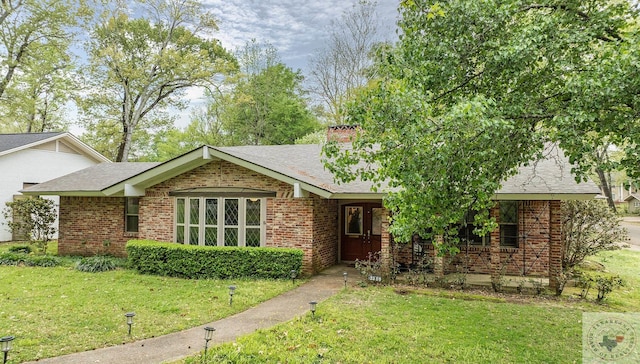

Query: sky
left=202, top=0, right=400, bottom=73
left=171, top=0, right=400, bottom=128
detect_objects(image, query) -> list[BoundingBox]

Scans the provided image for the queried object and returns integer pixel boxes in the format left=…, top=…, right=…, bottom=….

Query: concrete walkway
left=26, top=265, right=358, bottom=364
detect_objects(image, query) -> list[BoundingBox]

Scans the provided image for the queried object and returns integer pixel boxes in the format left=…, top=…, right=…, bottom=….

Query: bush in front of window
left=126, top=240, right=304, bottom=279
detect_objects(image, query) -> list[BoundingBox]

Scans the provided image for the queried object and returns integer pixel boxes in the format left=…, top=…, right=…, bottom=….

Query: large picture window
left=175, top=197, right=265, bottom=247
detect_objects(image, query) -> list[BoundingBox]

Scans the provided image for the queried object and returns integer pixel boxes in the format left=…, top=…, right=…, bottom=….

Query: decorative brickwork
left=57, top=160, right=340, bottom=274
left=326, top=125, right=360, bottom=143
left=392, top=200, right=562, bottom=278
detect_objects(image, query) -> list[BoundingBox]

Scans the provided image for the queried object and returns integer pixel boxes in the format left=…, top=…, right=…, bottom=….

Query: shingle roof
left=215, top=144, right=375, bottom=194
left=23, top=162, right=160, bottom=194
left=497, top=145, right=600, bottom=195
left=0, top=132, right=64, bottom=153
left=23, top=143, right=600, bottom=198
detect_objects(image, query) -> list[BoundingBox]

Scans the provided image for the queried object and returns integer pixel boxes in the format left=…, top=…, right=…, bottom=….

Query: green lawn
left=0, top=260, right=296, bottom=363
left=2, top=241, right=638, bottom=364
left=179, top=287, right=583, bottom=363
left=177, top=249, right=640, bottom=364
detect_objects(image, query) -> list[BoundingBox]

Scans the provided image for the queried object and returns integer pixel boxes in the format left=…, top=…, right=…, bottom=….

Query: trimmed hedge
left=126, top=240, right=304, bottom=279
left=0, top=252, right=61, bottom=267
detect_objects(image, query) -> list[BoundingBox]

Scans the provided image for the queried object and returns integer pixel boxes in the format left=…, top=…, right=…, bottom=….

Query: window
left=458, top=209, right=490, bottom=246
left=634, top=201, right=640, bottom=208
left=499, top=201, right=519, bottom=247
left=175, top=197, right=265, bottom=247
left=125, top=198, right=140, bottom=233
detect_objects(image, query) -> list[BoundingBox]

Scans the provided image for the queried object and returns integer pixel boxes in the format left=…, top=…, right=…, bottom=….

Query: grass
left=2, top=240, right=638, bottom=363
left=179, top=288, right=583, bottom=363
left=176, top=248, right=640, bottom=364
left=583, top=249, right=640, bottom=311
left=0, top=243, right=298, bottom=363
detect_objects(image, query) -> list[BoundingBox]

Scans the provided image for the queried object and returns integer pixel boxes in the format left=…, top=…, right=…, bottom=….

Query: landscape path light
left=228, top=285, right=236, bottom=306
left=203, top=326, right=216, bottom=362
left=343, top=272, right=348, bottom=288
left=309, top=301, right=317, bottom=318
left=125, top=312, right=136, bottom=336
left=290, top=269, right=297, bottom=284
left=1, top=335, right=15, bottom=364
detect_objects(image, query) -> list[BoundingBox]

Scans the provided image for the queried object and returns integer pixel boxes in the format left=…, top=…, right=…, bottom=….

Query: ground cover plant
left=0, top=244, right=298, bottom=363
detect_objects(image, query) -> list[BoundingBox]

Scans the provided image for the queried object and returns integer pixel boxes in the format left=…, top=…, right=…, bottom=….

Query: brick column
left=380, top=211, right=391, bottom=274
left=490, top=204, right=502, bottom=287
left=432, top=235, right=444, bottom=277
left=548, top=200, right=563, bottom=293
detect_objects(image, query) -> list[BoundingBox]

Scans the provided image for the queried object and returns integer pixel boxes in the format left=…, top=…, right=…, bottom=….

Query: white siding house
left=0, top=132, right=109, bottom=241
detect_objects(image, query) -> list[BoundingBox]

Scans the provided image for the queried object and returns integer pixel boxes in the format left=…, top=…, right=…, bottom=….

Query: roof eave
left=102, top=147, right=212, bottom=196
left=492, top=193, right=600, bottom=201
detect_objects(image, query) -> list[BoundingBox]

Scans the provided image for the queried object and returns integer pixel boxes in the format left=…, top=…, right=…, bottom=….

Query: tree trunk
left=596, top=167, right=617, bottom=212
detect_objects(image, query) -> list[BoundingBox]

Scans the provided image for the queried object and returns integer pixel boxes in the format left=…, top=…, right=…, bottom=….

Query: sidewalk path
left=26, top=265, right=357, bottom=364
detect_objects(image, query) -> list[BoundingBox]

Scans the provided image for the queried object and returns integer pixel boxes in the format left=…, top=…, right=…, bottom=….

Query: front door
left=341, top=203, right=383, bottom=261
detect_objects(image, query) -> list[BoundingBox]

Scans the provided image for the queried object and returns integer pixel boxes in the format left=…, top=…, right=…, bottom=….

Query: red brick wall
left=58, top=196, right=134, bottom=257
left=57, top=160, right=340, bottom=274
left=392, top=200, right=559, bottom=277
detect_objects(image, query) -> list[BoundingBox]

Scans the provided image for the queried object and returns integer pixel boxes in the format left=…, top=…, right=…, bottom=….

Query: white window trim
left=174, top=197, right=266, bottom=247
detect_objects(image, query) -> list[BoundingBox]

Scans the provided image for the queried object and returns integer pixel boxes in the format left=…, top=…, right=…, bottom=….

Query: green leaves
left=325, top=0, right=640, bottom=253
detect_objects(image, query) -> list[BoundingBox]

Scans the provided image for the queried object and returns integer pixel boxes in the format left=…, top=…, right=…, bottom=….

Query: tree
left=79, top=0, right=236, bottom=161
left=308, top=0, right=386, bottom=124
left=0, top=0, right=88, bottom=131
left=324, top=0, right=639, bottom=252
left=176, top=40, right=320, bottom=149
left=0, top=44, right=75, bottom=133
left=3, top=197, right=57, bottom=254
left=0, top=0, right=86, bottom=99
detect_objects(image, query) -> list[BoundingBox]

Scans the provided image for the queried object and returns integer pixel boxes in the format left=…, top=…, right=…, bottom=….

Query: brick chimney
left=326, top=125, right=360, bottom=143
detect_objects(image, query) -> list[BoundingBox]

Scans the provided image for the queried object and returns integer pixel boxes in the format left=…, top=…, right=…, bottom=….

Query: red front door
left=341, top=203, right=383, bottom=261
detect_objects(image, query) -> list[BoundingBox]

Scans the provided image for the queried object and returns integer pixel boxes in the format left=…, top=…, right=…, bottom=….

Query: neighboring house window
left=458, top=209, right=490, bottom=246
left=499, top=201, right=519, bottom=247
left=175, top=197, right=265, bottom=247
left=125, top=198, right=140, bottom=233
left=634, top=201, right=640, bottom=208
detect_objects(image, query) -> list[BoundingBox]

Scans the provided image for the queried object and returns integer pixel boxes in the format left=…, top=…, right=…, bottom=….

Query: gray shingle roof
left=23, top=162, right=160, bottom=193
left=0, top=132, right=64, bottom=153
left=216, top=144, right=376, bottom=194
left=23, top=143, right=600, bottom=198
left=497, top=145, right=600, bottom=195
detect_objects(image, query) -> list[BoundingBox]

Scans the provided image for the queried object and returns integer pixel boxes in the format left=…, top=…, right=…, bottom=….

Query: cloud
left=202, top=0, right=399, bottom=72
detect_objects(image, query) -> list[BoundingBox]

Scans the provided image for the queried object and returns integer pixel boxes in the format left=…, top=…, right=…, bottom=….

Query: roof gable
left=0, top=132, right=110, bottom=163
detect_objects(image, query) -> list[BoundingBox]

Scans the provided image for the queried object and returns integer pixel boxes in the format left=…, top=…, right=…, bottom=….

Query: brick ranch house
left=23, top=128, right=599, bottom=288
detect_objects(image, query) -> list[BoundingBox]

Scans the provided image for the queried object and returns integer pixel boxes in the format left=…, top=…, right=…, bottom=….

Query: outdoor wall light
left=125, top=312, right=136, bottom=336
left=203, top=326, right=216, bottom=361
left=228, top=285, right=236, bottom=306
left=309, top=301, right=317, bottom=318
left=290, top=270, right=297, bottom=284
left=343, top=272, right=348, bottom=288
left=1, top=336, right=15, bottom=364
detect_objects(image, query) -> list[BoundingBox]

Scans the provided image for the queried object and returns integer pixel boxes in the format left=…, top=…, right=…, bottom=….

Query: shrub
left=2, top=197, right=57, bottom=254
left=75, top=256, right=120, bottom=273
left=557, top=200, right=628, bottom=295
left=126, top=240, right=304, bottom=279
left=0, top=252, right=61, bottom=267
left=8, top=245, right=32, bottom=254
